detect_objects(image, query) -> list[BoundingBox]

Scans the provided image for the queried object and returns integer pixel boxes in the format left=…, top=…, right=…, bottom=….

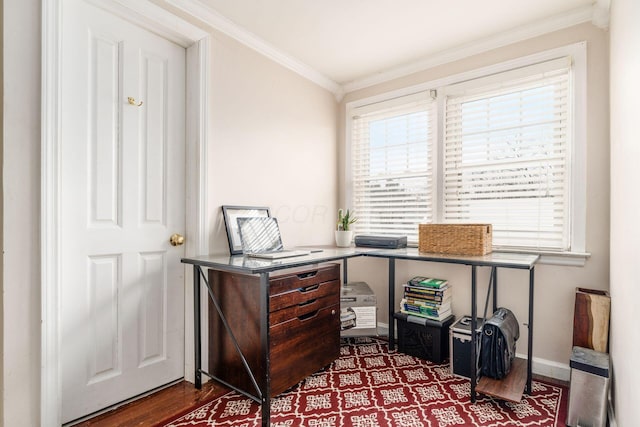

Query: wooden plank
left=75, top=381, right=226, bottom=427
left=476, top=357, right=527, bottom=403
left=573, top=287, right=611, bottom=352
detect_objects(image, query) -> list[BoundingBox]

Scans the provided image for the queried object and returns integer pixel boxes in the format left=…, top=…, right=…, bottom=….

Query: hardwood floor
left=72, top=381, right=228, bottom=427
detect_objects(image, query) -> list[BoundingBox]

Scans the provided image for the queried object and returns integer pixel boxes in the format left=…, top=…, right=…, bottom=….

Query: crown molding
left=163, top=2, right=605, bottom=101
left=342, top=4, right=595, bottom=94
left=166, top=0, right=342, bottom=98
left=592, top=0, right=610, bottom=29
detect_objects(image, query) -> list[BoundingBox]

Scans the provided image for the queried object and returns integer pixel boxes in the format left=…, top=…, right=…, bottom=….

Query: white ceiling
left=176, top=0, right=608, bottom=95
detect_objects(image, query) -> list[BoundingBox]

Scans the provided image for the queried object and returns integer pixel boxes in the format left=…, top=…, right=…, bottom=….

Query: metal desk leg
left=193, top=265, right=202, bottom=389
left=388, top=258, right=396, bottom=350
left=527, top=267, right=535, bottom=394
left=491, top=266, right=498, bottom=312
left=343, top=258, right=348, bottom=284
left=470, top=265, right=477, bottom=402
left=259, top=272, right=271, bottom=427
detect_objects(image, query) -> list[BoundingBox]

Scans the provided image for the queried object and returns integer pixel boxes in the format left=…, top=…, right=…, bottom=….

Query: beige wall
left=2, top=0, right=41, bottom=425
left=206, top=33, right=338, bottom=252
left=1, top=1, right=337, bottom=425
left=338, top=22, right=610, bottom=376
left=609, top=0, right=640, bottom=424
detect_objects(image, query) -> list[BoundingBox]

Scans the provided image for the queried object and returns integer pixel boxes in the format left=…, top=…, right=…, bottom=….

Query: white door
left=60, top=0, right=186, bottom=422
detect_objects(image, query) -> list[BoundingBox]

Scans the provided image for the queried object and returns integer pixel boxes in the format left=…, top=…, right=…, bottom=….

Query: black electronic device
left=354, top=235, right=407, bottom=249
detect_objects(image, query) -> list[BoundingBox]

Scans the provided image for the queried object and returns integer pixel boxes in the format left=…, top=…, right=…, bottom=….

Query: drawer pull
left=298, top=298, right=317, bottom=307
left=299, top=284, right=319, bottom=293
left=297, top=271, right=318, bottom=280
left=298, top=310, right=319, bottom=321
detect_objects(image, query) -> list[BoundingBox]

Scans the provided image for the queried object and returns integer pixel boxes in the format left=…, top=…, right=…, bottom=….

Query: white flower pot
left=335, top=230, right=354, bottom=247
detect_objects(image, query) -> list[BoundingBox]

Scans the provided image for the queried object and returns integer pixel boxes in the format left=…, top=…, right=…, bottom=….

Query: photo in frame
left=222, top=205, right=271, bottom=255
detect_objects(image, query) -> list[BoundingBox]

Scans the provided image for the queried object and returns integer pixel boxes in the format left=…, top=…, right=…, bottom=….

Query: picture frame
left=222, top=205, right=271, bottom=255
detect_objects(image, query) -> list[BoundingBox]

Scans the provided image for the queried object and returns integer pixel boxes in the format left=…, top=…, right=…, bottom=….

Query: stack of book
left=400, top=276, right=452, bottom=321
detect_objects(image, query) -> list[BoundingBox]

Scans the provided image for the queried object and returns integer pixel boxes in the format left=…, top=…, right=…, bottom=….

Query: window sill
left=492, top=249, right=591, bottom=267
left=404, top=244, right=591, bottom=267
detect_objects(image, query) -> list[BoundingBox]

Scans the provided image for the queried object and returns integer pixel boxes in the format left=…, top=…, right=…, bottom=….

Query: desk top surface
left=181, top=247, right=365, bottom=274
left=181, top=247, right=539, bottom=274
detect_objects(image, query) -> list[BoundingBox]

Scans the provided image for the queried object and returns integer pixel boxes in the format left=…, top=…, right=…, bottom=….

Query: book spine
left=417, top=278, right=448, bottom=289
left=401, top=300, right=450, bottom=316
left=404, top=292, right=448, bottom=302
left=403, top=284, right=450, bottom=293
left=400, top=308, right=451, bottom=321
left=404, top=297, right=450, bottom=308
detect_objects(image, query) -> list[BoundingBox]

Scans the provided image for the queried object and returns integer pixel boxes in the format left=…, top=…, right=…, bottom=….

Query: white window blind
left=350, top=93, right=436, bottom=243
left=443, top=58, right=572, bottom=250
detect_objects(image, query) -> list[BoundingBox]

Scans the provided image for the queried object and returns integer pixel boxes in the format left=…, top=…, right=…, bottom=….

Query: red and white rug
left=162, top=337, right=567, bottom=426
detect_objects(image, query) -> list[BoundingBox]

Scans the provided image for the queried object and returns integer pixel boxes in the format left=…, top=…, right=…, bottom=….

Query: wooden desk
left=182, top=247, right=539, bottom=425
left=181, top=248, right=364, bottom=427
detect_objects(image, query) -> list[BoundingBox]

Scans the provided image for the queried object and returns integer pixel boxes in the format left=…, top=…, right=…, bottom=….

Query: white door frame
left=41, top=1, right=210, bottom=424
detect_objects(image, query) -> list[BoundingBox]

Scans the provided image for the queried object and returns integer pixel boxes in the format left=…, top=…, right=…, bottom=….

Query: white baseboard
left=377, top=321, right=571, bottom=382
left=608, top=395, right=617, bottom=427
left=377, top=322, right=390, bottom=337
left=525, top=354, right=571, bottom=382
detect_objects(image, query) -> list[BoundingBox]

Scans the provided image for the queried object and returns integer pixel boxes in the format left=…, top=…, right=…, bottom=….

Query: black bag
left=480, top=307, right=519, bottom=379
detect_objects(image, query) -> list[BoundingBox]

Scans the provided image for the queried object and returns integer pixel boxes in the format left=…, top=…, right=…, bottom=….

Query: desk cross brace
left=193, top=265, right=263, bottom=402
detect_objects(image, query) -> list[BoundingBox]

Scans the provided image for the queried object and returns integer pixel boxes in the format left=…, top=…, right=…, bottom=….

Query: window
left=350, top=93, right=436, bottom=243
left=443, top=58, right=572, bottom=251
left=346, top=44, right=586, bottom=256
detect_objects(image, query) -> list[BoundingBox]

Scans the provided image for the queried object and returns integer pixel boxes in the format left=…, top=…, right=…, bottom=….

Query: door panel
left=61, top=0, right=186, bottom=422
left=90, top=36, right=121, bottom=228
left=138, top=251, right=167, bottom=366
left=87, top=254, right=121, bottom=383
left=140, top=53, right=168, bottom=225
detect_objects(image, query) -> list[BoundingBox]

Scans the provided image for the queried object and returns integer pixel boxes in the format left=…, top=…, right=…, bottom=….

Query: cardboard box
left=340, top=282, right=377, bottom=337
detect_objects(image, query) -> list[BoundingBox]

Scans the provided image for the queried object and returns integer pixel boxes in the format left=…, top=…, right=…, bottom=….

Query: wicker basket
left=418, top=224, right=492, bottom=256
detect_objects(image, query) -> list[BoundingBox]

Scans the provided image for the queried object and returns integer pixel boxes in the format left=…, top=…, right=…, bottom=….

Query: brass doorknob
left=169, top=233, right=185, bottom=246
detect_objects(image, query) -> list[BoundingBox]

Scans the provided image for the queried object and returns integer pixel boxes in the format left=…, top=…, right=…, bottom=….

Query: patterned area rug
left=163, top=337, right=567, bottom=426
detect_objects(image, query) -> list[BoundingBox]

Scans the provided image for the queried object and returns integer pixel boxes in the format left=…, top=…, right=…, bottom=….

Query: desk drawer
left=269, top=303, right=340, bottom=394
left=269, top=263, right=339, bottom=296
left=270, top=279, right=339, bottom=313
left=270, top=304, right=339, bottom=350
left=270, top=293, right=338, bottom=326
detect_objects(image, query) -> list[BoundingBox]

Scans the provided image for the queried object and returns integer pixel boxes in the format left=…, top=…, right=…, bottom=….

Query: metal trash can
left=566, top=346, right=610, bottom=427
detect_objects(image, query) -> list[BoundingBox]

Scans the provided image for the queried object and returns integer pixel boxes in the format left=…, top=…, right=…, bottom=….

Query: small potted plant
left=335, top=208, right=357, bottom=247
